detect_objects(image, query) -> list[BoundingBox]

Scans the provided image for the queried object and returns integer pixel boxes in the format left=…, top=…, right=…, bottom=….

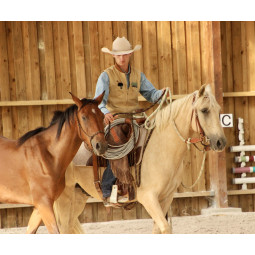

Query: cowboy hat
left=101, top=37, right=141, bottom=55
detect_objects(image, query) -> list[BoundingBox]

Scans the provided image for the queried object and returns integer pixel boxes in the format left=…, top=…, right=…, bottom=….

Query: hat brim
left=101, top=44, right=141, bottom=55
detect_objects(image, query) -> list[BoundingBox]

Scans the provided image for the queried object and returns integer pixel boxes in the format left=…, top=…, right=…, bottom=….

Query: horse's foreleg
left=152, top=221, right=161, bottom=234
left=37, top=202, right=60, bottom=234
left=54, top=183, right=88, bottom=234
left=54, top=185, right=75, bottom=234
left=73, top=218, right=85, bottom=234
left=26, top=208, right=42, bottom=234
left=152, top=195, right=174, bottom=234
left=71, top=187, right=89, bottom=233
left=138, top=192, right=171, bottom=234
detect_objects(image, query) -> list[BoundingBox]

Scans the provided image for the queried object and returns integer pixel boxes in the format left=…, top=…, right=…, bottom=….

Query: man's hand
left=104, top=113, right=115, bottom=125
left=162, top=87, right=170, bottom=97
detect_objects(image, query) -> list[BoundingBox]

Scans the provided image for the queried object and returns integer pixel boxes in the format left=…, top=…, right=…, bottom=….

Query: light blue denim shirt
left=94, top=69, right=163, bottom=115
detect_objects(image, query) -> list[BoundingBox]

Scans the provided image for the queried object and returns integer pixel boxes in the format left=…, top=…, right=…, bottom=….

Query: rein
left=75, top=110, right=104, bottom=152
left=180, top=151, right=207, bottom=189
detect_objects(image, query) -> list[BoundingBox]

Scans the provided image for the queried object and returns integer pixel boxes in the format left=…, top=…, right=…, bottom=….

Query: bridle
left=189, top=95, right=211, bottom=151
left=173, top=93, right=211, bottom=152
left=75, top=109, right=104, bottom=152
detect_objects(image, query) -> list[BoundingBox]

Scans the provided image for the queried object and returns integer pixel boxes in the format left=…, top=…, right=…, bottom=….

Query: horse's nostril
left=95, top=142, right=108, bottom=154
left=216, top=138, right=226, bottom=150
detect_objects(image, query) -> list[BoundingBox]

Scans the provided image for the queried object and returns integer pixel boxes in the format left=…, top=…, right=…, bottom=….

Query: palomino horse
left=53, top=84, right=226, bottom=234
left=0, top=92, right=107, bottom=234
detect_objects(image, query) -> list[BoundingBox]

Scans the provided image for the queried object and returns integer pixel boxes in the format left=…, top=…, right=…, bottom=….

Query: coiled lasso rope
left=102, top=118, right=140, bottom=160
left=101, top=88, right=171, bottom=160
left=144, top=87, right=173, bottom=130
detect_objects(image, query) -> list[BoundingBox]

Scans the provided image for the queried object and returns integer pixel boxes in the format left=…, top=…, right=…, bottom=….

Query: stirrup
left=109, top=185, right=118, bottom=203
left=109, top=185, right=129, bottom=204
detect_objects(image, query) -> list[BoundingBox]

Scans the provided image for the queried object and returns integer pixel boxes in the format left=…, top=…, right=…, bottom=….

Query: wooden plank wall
left=0, top=21, right=253, bottom=228
left=221, top=21, right=255, bottom=212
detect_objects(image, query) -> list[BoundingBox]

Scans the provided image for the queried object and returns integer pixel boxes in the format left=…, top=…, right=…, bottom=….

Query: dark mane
left=17, top=98, right=97, bottom=146
left=17, top=127, right=47, bottom=146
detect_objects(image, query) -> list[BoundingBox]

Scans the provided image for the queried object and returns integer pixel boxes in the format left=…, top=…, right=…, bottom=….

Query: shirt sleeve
left=94, top=72, right=110, bottom=115
left=139, top=72, right=163, bottom=103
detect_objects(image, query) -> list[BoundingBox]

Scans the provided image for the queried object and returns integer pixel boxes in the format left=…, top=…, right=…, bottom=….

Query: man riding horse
left=94, top=37, right=165, bottom=202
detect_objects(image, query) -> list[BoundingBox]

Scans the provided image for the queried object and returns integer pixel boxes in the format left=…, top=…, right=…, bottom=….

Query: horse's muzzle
left=94, top=141, right=108, bottom=155
left=210, top=136, right=227, bottom=151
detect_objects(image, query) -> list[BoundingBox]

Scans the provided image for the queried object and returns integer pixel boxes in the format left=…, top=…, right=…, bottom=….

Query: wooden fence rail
left=1, top=91, right=255, bottom=107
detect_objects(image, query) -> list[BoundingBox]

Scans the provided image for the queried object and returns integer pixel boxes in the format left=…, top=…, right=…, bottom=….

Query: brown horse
left=0, top=92, right=107, bottom=234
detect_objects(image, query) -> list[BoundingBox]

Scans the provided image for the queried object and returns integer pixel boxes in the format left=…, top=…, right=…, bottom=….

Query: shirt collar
left=115, top=63, right=130, bottom=75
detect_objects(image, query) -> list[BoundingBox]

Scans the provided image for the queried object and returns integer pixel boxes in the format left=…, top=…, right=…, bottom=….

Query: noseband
left=189, top=109, right=211, bottom=151
left=75, top=110, right=104, bottom=152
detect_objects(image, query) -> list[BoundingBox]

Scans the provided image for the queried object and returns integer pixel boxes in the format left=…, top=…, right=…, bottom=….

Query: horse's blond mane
left=154, top=85, right=218, bottom=131
left=155, top=92, right=196, bottom=131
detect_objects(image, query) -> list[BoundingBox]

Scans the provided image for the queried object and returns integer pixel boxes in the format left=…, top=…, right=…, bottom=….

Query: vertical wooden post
left=209, top=21, right=228, bottom=208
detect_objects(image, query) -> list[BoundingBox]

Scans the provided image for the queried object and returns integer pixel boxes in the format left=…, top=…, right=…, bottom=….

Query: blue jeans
left=101, top=161, right=116, bottom=198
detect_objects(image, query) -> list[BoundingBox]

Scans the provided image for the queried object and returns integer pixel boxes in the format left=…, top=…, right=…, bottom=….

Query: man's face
left=113, top=53, right=132, bottom=69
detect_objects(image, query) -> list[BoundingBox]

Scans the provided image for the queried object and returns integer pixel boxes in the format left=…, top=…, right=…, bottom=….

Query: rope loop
left=102, top=118, right=139, bottom=160
left=144, top=87, right=173, bottom=130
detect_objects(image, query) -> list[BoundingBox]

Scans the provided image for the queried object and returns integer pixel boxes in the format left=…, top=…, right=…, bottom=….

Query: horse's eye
left=201, top=108, right=209, bottom=114
left=82, top=116, right=86, bottom=121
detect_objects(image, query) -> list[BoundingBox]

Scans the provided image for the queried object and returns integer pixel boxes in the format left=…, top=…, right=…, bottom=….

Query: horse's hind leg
left=138, top=192, right=171, bottom=234
left=26, top=208, right=42, bottom=234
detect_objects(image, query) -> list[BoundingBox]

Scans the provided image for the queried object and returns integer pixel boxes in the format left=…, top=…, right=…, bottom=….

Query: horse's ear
left=94, top=91, right=105, bottom=105
left=198, top=84, right=207, bottom=97
left=70, top=92, right=82, bottom=109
